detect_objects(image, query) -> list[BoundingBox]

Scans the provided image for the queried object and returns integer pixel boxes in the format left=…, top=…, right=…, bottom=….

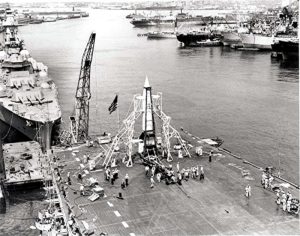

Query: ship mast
left=70, top=32, right=96, bottom=143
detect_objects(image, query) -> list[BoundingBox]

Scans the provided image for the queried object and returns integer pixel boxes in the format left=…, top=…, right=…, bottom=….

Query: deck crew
left=176, top=162, right=180, bottom=173
left=200, top=166, right=204, bottom=180
left=151, top=166, right=156, bottom=176
left=110, top=173, right=115, bottom=185
left=145, top=166, right=150, bottom=176
left=156, top=173, right=161, bottom=182
left=282, top=192, right=287, bottom=211
left=261, top=172, right=266, bottom=187
left=209, top=150, right=213, bottom=162
left=80, top=184, right=84, bottom=195
left=125, top=173, right=129, bottom=186
left=276, top=192, right=281, bottom=206
left=245, top=185, right=251, bottom=198
left=287, top=199, right=291, bottom=212
left=177, top=172, right=182, bottom=185
left=121, top=179, right=126, bottom=189
left=150, top=176, right=155, bottom=188
left=67, top=172, right=71, bottom=185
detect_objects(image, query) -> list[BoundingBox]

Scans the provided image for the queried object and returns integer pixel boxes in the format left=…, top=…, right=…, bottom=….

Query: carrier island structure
left=0, top=9, right=61, bottom=151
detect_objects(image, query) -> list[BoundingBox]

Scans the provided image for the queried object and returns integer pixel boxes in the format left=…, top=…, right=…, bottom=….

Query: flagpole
left=117, top=93, right=120, bottom=131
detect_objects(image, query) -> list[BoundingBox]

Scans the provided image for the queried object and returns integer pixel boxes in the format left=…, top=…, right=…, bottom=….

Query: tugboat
left=0, top=8, right=61, bottom=151
left=176, top=30, right=222, bottom=47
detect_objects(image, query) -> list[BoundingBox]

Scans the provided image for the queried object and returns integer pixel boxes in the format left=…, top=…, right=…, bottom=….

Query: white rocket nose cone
left=144, top=76, right=150, bottom=88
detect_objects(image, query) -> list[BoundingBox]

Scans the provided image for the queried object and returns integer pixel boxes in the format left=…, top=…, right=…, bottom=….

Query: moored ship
left=239, top=33, right=274, bottom=50
left=131, top=15, right=175, bottom=27
left=0, top=8, right=61, bottom=151
left=176, top=30, right=222, bottom=46
left=272, top=38, right=299, bottom=60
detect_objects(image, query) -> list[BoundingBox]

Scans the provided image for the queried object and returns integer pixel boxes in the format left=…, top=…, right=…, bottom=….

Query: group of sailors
left=104, top=167, right=119, bottom=185
left=261, top=171, right=274, bottom=189
left=276, top=191, right=295, bottom=213
left=144, top=161, right=206, bottom=188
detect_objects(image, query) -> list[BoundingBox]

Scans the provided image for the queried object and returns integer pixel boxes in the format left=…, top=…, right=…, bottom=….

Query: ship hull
left=272, top=39, right=299, bottom=61
left=240, top=33, right=274, bottom=50
left=177, top=33, right=212, bottom=46
left=222, top=31, right=241, bottom=46
left=0, top=104, right=60, bottom=151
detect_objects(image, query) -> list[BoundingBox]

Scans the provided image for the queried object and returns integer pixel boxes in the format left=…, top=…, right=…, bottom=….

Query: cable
left=1, top=112, right=14, bottom=140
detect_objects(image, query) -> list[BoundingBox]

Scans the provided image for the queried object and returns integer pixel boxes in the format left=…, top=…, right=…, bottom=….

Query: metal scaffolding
left=100, top=92, right=190, bottom=168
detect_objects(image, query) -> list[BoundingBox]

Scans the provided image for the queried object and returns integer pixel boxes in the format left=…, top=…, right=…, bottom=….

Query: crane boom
left=71, top=32, right=96, bottom=143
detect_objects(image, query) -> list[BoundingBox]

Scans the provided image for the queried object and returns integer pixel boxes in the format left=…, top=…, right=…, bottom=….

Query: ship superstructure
left=0, top=8, right=61, bottom=151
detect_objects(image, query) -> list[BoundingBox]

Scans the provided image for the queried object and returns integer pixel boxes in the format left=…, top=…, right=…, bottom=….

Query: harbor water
left=1, top=9, right=298, bottom=235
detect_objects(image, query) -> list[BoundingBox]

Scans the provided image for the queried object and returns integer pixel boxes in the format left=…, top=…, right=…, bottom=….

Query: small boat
left=147, top=31, right=176, bottom=39
left=43, top=17, right=56, bottom=22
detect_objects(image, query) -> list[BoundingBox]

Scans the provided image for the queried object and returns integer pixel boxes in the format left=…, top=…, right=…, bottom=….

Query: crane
left=70, top=32, right=96, bottom=143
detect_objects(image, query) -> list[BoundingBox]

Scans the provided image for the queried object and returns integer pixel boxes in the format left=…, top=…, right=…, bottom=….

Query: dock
left=2, top=141, right=51, bottom=189
left=52, top=132, right=299, bottom=235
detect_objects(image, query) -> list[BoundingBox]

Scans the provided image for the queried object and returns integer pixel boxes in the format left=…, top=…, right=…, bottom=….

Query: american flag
left=108, top=95, right=118, bottom=114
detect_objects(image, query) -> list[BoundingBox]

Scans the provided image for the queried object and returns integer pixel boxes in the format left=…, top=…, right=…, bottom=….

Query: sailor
left=177, top=172, right=182, bottom=185
left=200, top=166, right=204, bottom=180
left=150, top=176, right=155, bottom=188
left=105, top=168, right=111, bottom=181
left=282, top=192, right=286, bottom=202
left=145, top=166, right=150, bottom=176
left=287, top=199, right=291, bottom=213
left=184, top=168, right=189, bottom=180
left=261, top=172, right=266, bottom=187
left=196, top=146, right=203, bottom=156
left=80, top=184, right=84, bottom=195
left=245, top=185, right=251, bottom=198
left=191, top=167, right=195, bottom=179
left=248, top=185, right=252, bottom=197
left=121, top=179, right=126, bottom=189
left=168, top=164, right=173, bottom=171
left=67, top=172, right=71, bottom=185
left=276, top=192, right=281, bottom=206
left=282, top=198, right=287, bottom=211
left=110, top=173, right=115, bottom=185
left=209, top=150, right=213, bottom=162
left=156, top=173, right=161, bottom=182
left=264, top=177, right=269, bottom=189
left=178, top=149, right=183, bottom=158
left=151, top=166, right=156, bottom=176
left=195, top=166, right=199, bottom=178
left=176, top=162, right=180, bottom=173
left=113, top=169, right=119, bottom=180
left=77, top=173, right=82, bottom=182
left=269, top=175, right=274, bottom=188
left=125, top=173, right=129, bottom=186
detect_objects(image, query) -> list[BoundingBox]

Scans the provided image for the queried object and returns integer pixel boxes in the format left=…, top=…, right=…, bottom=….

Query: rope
left=1, top=112, right=14, bottom=140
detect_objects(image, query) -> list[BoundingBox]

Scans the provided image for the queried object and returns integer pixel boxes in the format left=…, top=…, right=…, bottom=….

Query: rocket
left=142, top=77, right=153, bottom=131
left=140, top=77, right=157, bottom=156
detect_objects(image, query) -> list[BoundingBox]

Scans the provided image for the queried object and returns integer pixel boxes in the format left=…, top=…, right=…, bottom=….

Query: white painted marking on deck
left=107, top=201, right=114, bottom=207
left=129, top=233, right=136, bottom=236
left=114, top=211, right=121, bottom=217
left=76, top=158, right=80, bottom=162
left=122, top=221, right=129, bottom=228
